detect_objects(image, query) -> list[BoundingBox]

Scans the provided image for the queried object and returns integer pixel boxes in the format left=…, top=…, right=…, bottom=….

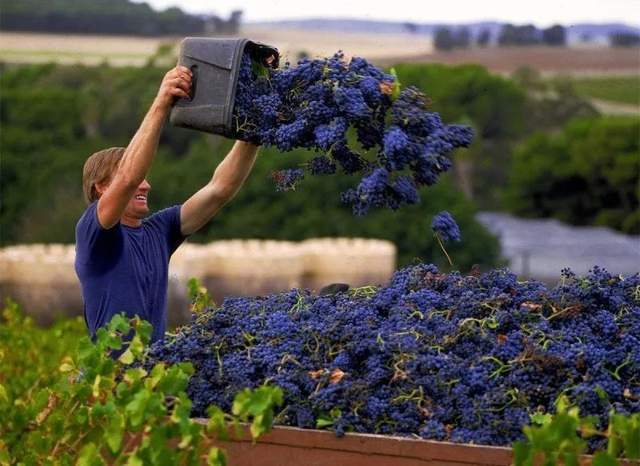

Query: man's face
left=123, top=179, right=151, bottom=219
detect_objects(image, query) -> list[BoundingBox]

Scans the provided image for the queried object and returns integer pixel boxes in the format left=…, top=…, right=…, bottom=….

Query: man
left=75, top=65, right=259, bottom=343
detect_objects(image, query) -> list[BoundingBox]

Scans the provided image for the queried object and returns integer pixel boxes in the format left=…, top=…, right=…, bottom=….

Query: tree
left=504, top=116, right=640, bottom=234
left=610, top=32, right=640, bottom=47
left=477, top=29, right=491, bottom=47
left=498, top=24, right=540, bottom=46
left=434, top=27, right=456, bottom=51
left=542, top=25, right=566, bottom=46
left=434, top=26, right=471, bottom=51
left=454, top=27, right=471, bottom=48
left=404, top=22, right=418, bottom=34
left=0, top=0, right=206, bottom=35
left=228, top=10, right=243, bottom=34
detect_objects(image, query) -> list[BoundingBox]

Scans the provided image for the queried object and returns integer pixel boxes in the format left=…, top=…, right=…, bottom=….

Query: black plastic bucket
left=169, top=37, right=279, bottom=137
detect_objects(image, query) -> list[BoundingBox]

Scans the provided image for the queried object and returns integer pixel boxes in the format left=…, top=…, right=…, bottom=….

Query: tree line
left=434, top=23, right=640, bottom=51
left=0, top=0, right=242, bottom=36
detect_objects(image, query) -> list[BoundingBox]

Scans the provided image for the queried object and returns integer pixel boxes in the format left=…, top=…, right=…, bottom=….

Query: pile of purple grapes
left=232, top=52, right=473, bottom=216
left=145, top=264, right=639, bottom=450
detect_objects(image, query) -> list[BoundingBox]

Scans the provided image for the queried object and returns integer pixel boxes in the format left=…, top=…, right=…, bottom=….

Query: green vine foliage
left=0, top=302, right=282, bottom=465
left=187, top=277, right=215, bottom=315
left=513, top=396, right=640, bottom=466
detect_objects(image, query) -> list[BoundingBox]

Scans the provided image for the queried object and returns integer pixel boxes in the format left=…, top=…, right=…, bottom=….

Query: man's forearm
left=210, top=141, right=259, bottom=199
left=178, top=141, right=259, bottom=236
left=112, top=66, right=192, bottom=187
left=114, top=101, right=167, bottom=186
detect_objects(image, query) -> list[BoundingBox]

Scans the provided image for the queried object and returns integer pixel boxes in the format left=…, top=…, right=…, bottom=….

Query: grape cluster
left=144, top=265, right=640, bottom=450
left=432, top=211, right=462, bottom=242
left=232, top=52, right=473, bottom=215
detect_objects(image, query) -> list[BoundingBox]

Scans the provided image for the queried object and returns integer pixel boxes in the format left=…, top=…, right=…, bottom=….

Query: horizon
left=244, top=16, right=639, bottom=28
left=136, top=0, right=640, bottom=28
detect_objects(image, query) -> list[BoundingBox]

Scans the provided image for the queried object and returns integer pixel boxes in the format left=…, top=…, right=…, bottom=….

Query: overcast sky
left=138, top=0, right=640, bottom=26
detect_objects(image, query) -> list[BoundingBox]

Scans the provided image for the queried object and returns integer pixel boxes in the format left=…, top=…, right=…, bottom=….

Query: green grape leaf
left=512, top=440, right=533, bottom=466
left=77, top=442, right=102, bottom=466
left=206, top=406, right=229, bottom=439
left=250, top=410, right=273, bottom=440
left=123, top=367, right=147, bottom=384
left=530, top=413, right=552, bottom=426
left=251, top=60, right=269, bottom=79
left=315, top=415, right=334, bottom=428
left=109, top=314, right=130, bottom=334
left=105, top=412, right=124, bottom=454
left=621, top=416, right=640, bottom=458
left=125, top=389, right=151, bottom=428
left=118, top=348, right=134, bottom=365
left=595, top=386, right=609, bottom=401
left=125, top=454, right=143, bottom=466
left=389, top=67, right=402, bottom=101
left=0, top=384, right=8, bottom=404
left=207, top=447, right=227, bottom=466
left=148, top=363, right=166, bottom=389
left=592, top=452, right=619, bottom=466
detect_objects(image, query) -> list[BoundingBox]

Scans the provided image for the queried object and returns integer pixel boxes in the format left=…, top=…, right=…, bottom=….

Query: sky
left=138, top=0, right=640, bottom=26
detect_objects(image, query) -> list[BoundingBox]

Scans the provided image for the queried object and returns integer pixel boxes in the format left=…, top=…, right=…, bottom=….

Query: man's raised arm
left=96, top=66, right=192, bottom=229
left=180, top=141, right=259, bottom=236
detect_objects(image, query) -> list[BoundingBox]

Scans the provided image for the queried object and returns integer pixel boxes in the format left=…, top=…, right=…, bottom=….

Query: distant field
left=1, top=31, right=638, bottom=78
left=0, top=27, right=433, bottom=66
left=0, top=32, right=170, bottom=66
left=566, top=76, right=640, bottom=106
left=381, top=46, right=640, bottom=76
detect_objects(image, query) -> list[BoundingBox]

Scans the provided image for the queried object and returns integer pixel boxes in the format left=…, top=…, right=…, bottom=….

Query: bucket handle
left=188, top=64, right=198, bottom=101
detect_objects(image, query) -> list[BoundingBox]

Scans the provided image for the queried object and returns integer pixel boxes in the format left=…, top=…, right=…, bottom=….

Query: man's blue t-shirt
left=74, top=202, right=187, bottom=343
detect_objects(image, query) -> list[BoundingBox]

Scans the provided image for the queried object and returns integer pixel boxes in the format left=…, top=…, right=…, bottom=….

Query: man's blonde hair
left=82, top=147, right=125, bottom=204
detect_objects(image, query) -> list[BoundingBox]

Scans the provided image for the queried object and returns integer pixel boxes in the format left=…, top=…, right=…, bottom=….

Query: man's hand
left=154, top=66, right=193, bottom=111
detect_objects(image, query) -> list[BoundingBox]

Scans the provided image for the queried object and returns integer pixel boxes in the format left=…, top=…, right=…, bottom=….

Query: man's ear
left=95, top=181, right=109, bottom=197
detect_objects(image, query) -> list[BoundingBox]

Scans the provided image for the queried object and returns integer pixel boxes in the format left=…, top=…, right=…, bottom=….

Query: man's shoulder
left=144, top=204, right=182, bottom=227
left=75, top=201, right=124, bottom=267
left=76, top=201, right=98, bottom=233
left=143, top=204, right=186, bottom=254
left=79, top=201, right=98, bottom=219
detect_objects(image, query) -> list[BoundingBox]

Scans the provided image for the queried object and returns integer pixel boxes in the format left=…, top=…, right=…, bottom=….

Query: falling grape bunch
left=232, top=52, right=473, bottom=222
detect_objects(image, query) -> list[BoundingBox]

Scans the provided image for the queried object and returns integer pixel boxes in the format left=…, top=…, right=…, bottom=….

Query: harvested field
left=0, top=27, right=432, bottom=67
left=0, top=32, right=173, bottom=66
left=241, top=25, right=433, bottom=62
left=378, top=45, right=640, bottom=76
left=1, top=31, right=637, bottom=77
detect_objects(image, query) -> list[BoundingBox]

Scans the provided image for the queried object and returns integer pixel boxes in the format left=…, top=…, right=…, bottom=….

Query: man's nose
left=141, top=179, right=151, bottom=191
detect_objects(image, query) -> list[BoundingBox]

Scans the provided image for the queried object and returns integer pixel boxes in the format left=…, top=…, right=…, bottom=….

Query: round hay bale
left=0, top=244, right=82, bottom=324
left=200, top=239, right=305, bottom=302
left=301, top=238, right=396, bottom=292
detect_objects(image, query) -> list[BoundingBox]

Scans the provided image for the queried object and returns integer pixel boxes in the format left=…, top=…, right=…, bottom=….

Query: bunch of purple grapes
left=232, top=52, right=473, bottom=215
left=144, top=265, right=640, bottom=450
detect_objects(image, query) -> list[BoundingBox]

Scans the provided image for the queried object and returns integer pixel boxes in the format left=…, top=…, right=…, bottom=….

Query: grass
left=566, top=76, right=640, bottom=106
